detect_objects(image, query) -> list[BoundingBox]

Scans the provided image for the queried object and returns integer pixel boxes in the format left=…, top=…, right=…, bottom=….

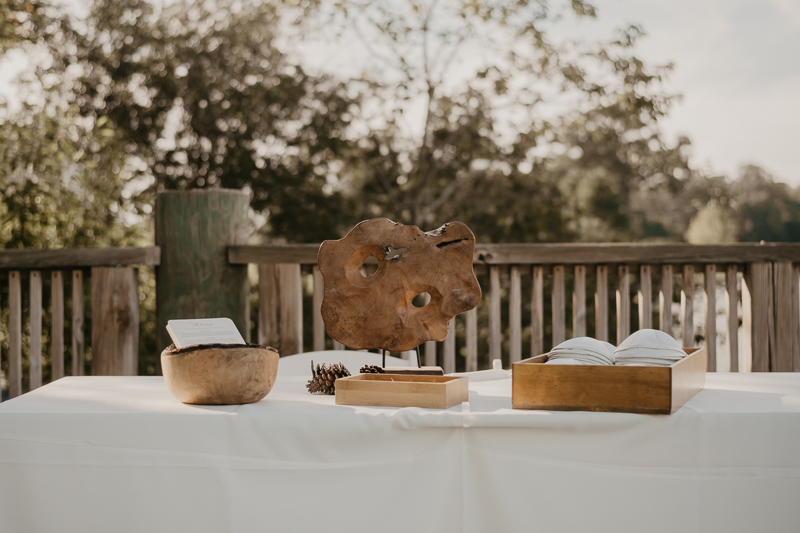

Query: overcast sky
left=557, top=0, right=800, bottom=185
left=2, top=0, right=798, bottom=185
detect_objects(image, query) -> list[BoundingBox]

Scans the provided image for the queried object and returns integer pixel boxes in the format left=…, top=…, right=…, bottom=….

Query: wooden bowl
left=161, top=343, right=280, bottom=405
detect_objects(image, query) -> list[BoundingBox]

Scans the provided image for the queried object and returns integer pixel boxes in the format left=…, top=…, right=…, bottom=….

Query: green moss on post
left=155, top=190, right=250, bottom=358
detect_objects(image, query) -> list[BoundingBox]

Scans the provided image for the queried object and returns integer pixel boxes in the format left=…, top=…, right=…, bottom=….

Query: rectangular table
left=1, top=351, right=799, bottom=533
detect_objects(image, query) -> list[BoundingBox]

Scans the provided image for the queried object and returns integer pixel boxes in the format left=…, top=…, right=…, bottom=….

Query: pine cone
left=307, top=360, right=351, bottom=395
left=360, top=365, right=385, bottom=374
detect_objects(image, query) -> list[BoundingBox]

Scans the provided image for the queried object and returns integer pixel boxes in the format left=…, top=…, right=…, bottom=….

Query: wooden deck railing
left=230, top=242, right=800, bottom=373
left=0, top=247, right=160, bottom=400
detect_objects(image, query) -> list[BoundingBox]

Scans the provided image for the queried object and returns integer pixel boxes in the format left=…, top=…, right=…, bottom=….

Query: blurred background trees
left=3, top=0, right=799, bottom=249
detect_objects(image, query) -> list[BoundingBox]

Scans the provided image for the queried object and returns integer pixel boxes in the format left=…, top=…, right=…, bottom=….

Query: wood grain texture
left=726, top=265, right=739, bottom=373
left=573, top=265, right=586, bottom=337
left=8, top=272, right=22, bottom=398
left=743, top=263, right=771, bottom=372
left=335, top=374, right=468, bottom=409
left=512, top=348, right=706, bottom=414
left=231, top=243, right=800, bottom=266
left=531, top=266, right=544, bottom=356
left=794, top=265, right=800, bottom=372
left=772, top=262, right=793, bottom=372
left=0, top=247, right=160, bottom=269
left=595, top=265, right=608, bottom=341
left=72, top=270, right=84, bottom=376
left=161, top=344, right=279, bottom=404
left=258, top=264, right=280, bottom=349
left=91, top=267, right=139, bottom=376
left=509, top=265, right=522, bottom=364
left=489, top=265, right=502, bottom=363
left=660, top=264, right=673, bottom=334
left=278, top=264, right=303, bottom=355
left=318, top=219, right=480, bottom=352
left=552, top=265, right=565, bottom=346
left=312, top=266, right=325, bottom=352
left=466, top=307, right=478, bottom=372
left=443, top=320, right=456, bottom=374
left=29, top=271, right=42, bottom=390
left=155, top=190, right=250, bottom=353
left=638, top=265, right=652, bottom=330
left=681, top=265, right=695, bottom=347
left=616, top=265, right=630, bottom=343
left=704, top=264, right=717, bottom=372
left=51, top=271, right=64, bottom=380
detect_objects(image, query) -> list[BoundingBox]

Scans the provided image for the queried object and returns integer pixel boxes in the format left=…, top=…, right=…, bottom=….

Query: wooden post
left=660, top=265, right=673, bottom=335
left=531, top=266, right=544, bottom=356
left=155, top=190, right=250, bottom=355
left=258, top=263, right=303, bottom=355
left=638, top=265, right=652, bottom=330
left=91, top=267, right=139, bottom=375
left=312, top=267, right=325, bottom=352
left=9, top=272, right=22, bottom=398
left=552, top=265, right=565, bottom=346
left=51, top=271, right=65, bottom=380
left=595, top=265, right=608, bottom=342
left=509, top=265, right=522, bottom=364
left=794, top=265, right=800, bottom=372
left=72, top=270, right=85, bottom=376
left=465, top=307, right=478, bottom=372
left=726, top=265, right=739, bottom=372
left=681, top=265, right=695, bottom=346
left=489, top=266, right=501, bottom=363
left=704, top=264, right=717, bottom=372
left=772, top=262, right=793, bottom=372
left=573, top=265, right=586, bottom=337
left=616, top=265, right=630, bottom=344
left=29, top=271, right=42, bottom=390
left=743, top=263, right=771, bottom=372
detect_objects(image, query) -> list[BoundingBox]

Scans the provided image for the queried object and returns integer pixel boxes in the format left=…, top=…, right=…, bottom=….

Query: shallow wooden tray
left=335, top=374, right=469, bottom=409
left=512, top=347, right=706, bottom=414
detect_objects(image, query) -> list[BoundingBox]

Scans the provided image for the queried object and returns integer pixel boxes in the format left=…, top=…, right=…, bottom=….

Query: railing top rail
left=0, top=246, right=161, bottom=269
left=229, top=242, right=800, bottom=266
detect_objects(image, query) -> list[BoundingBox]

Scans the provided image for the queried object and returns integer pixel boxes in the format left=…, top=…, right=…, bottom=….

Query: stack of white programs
left=544, top=337, right=616, bottom=365
left=614, top=329, right=687, bottom=366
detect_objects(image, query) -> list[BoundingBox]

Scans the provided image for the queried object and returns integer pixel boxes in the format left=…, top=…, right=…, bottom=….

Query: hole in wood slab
left=412, top=292, right=430, bottom=308
left=361, top=256, right=379, bottom=278
left=436, top=239, right=467, bottom=248
left=384, top=246, right=407, bottom=261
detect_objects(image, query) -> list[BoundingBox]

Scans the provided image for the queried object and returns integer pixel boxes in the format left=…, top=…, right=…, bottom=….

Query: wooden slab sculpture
left=318, top=218, right=481, bottom=352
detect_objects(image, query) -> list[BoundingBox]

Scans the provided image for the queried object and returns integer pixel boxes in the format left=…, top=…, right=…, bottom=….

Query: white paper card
left=166, top=318, right=246, bottom=348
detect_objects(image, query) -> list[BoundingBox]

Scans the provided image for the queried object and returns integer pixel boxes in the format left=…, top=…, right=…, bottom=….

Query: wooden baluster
left=51, top=271, right=65, bottom=380
left=743, top=263, right=771, bottom=372
left=660, top=265, right=673, bottom=335
left=91, top=267, right=139, bottom=376
left=72, top=270, right=84, bottom=376
left=638, top=265, right=652, bottom=330
left=29, top=271, right=43, bottom=389
left=332, top=339, right=345, bottom=351
left=726, top=265, right=739, bottom=372
left=616, top=265, right=630, bottom=343
left=773, top=262, right=793, bottom=372
left=509, top=266, right=522, bottom=364
left=258, top=264, right=280, bottom=349
left=279, top=264, right=303, bottom=356
left=573, top=265, right=586, bottom=337
left=552, top=265, right=565, bottom=346
left=704, top=265, right=717, bottom=372
left=595, top=265, right=608, bottom=342
left=312, top=266, right=325, bottom=352
left=531, top=266, right=544, bottom=356
left=9, top=271, right=22, bottom=398
left=443, top=320, right=456, bottom=374
left=794, top=265, right=800, bottom=372
left=465, top=307, right=477, bottom=371
left=489, top=266, right=501, bottom=363
left=681, top=265, right=695, bottom=347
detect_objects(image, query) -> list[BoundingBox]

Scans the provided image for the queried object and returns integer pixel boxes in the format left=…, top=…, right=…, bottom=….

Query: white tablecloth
left=1, top=350, right=799, bottom=533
